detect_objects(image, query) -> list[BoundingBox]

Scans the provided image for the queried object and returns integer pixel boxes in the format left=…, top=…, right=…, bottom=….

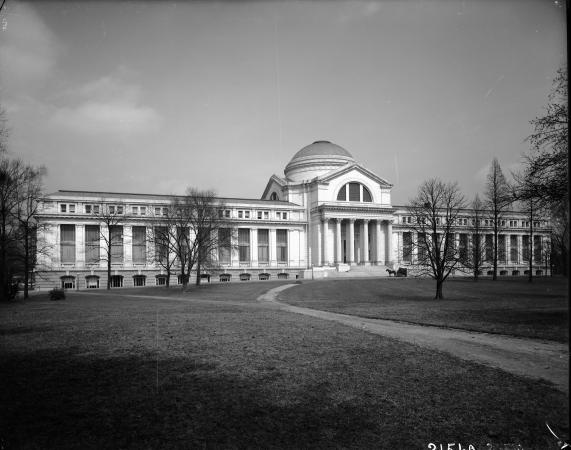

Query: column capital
left=335, top=217, right=343, bottom=224
left=348, top=218, right=356, bottom=224
left=321, top=217, right=330, bottom=223
left=363, top=219, right=370, bottom=224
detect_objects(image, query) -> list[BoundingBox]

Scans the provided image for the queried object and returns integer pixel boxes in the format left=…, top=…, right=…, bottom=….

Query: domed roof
left=290, top=140, right=353, bottom=161
left=284, top=140, right=355, bottom=182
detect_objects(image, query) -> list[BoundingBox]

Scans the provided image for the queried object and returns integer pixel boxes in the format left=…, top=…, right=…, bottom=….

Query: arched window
left=270, top=192, right=278, bottom=201
left=85, top=275, right=99, bottom=289
left=336, top=183, right=373, bottom=202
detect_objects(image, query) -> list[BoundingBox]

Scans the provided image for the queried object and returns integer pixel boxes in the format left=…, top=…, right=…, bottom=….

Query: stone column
left=375, top=220, right=382, bottom=264
left=316, top=220, right=322, bottom=266
left=76, top=224, right=85, bottom=268
left=348, top=219, right=355, bottom=265
left=386, top=220, right=393, bottom=265
left=363, top=219, right=370, bottom=264
left=335, top=219, right=342, bottom=264
left=517, top=234, right=522, bottom=264
left=322, top=218, right=329, bottom=265
left=506, top=234, right=511, bottom=264
left=269, top=228, right=277, bottom=267
left=123, top=225, right=132, bottom=267
left=251, top=228, right=258, bottom=267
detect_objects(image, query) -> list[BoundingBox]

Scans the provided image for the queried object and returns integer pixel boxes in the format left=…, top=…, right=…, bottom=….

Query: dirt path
left=259, top=284, right=569, bottom=394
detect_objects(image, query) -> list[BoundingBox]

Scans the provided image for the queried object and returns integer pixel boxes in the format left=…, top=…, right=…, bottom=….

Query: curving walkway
left=259, top=284, right=569, bottom=393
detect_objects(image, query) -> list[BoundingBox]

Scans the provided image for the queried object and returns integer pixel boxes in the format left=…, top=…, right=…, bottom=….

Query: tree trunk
left=195, top=260, right=201, bottom=286
left=23, top=229, right=29, bottom=299
left=107, top=256, right=111, bottom=290
left=434, top=278, right=444, bottom=299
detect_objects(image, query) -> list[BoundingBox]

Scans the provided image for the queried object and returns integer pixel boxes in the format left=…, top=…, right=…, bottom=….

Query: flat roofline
left=48, top=190, right=301, bottom=207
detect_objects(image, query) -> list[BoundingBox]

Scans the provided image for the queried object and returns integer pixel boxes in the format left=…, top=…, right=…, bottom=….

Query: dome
left=284, top=141, right=355, bottom=182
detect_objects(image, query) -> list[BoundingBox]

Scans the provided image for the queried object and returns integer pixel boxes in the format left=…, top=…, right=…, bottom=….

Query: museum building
left=35, top=141, right=552, bottom=290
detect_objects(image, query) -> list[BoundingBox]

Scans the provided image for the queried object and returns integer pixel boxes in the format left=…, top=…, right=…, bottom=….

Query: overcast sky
left=0, top=0, right=566, bottom=204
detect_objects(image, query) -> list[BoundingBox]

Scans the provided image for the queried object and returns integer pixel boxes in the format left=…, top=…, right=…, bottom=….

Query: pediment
left=261, top=175, right=287, bottom=200
left=318, top=163, right=393, bottom=188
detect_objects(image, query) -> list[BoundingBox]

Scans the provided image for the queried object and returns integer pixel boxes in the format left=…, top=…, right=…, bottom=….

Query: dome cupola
left=284, top=141, right=354, bottom=182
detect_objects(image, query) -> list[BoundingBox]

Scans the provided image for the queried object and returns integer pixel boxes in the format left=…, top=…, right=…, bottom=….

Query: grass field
left=1, top=280, right=569, bottom=449
left=280, top=277, right=570, bottom=342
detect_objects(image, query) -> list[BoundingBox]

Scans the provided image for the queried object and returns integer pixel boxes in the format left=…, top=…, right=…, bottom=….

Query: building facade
left=35, top=141, right=552, bottom=289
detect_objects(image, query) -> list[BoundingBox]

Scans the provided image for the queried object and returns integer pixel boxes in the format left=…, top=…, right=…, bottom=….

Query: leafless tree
left=88, top=202, right=127, bottom=289
left=145, top=212, right=178, bottom=287
left=407, top=178, right=466, bottom=299
left=468, top=194, right=486, bottom=281
left=484, top=158, right=512, bottom=280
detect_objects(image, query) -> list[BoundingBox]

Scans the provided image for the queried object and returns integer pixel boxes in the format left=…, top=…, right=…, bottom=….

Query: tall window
left=258, top=229, right=269, bottom=262
left=533, top=236, right=542, bottom=263
left=498, top=235, right=506, bottom=263
left=132, top=226, right=146, bottom=264
left=109, top=225, right=123, bottom=262
left=238, top=228, right=250, bottom=262
left=402, top=232, right=412, bottom=262
left=522, top=235, right=530, bottom=261
left=154, top=227, right=168, bottom=264
left=336, top=183, right=373, bottom=202
left=417, top=232, right=427, bottom=262
left=510, top=235, right=518, bottom=262
left=459, top=234, right=468, bottom=262
left=60, top=225, right=76, bottom=263
left=485, top=235, right=493, bottom=262
left=276, top=229, right=288, bottom=263
left=218, top=228, right=231, bottom=264
left=85, top=225, right=100, bottom=264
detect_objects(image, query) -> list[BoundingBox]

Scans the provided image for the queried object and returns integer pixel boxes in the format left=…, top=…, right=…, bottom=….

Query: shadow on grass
left=0, top=350, right=381, bottom=449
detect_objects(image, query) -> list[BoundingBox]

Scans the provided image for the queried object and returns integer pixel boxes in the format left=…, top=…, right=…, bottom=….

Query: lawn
left=0, top=281, right=568, bottom=449
left=280, top=277, right=570, bottom=343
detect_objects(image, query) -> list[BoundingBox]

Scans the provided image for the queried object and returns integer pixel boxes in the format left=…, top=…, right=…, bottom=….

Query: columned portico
left=347, top=219, right=355, bottom=265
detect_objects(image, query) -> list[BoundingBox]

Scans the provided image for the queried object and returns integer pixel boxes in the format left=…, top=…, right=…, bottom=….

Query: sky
left=0, top=0, right=566, bottom=205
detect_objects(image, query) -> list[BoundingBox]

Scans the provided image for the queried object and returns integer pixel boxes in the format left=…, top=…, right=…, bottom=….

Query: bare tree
left=89, top=202, right=126, bottom=289
left=145, top=213, right=178, bottom=287
left=468, top=194, right=486, bottom=281
left=484, top=158, right=512, bottom=280
left=407, top=178, right=466, bottom=299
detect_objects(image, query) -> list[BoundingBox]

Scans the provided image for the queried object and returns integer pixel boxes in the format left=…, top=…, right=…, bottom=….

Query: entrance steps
left=303, top=264, right=394, bottom=279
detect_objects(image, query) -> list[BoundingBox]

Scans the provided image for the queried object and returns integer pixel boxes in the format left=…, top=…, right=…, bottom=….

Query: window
left=238, top=210, right=251, bottom=219
left=85, top=225, right=100, bottom=264
left=155, top=207, right=161, bottom=215
left=276, top=211, right=288, bottom=220
left=336, top=183, right=373, bottom=202
left=459, top=234, right=468, bottom=262
left=85, top=205, right=92, bottom=214
left=270, top=192, right=278, bottom=201
left=510, top=235, right=518, bottom=261
left=156, top=275, right=167, bottom=286
left=509, top=220, right=518, bottom=227
left=132, top=226, right=146, bottom=264
left=86, top=275, right=99, bottom=289
left=109, top=205, right=115, bottom=214
left=534, top=236, right=542, bottom=263
left=485, top=235, right=493, bottom=262
left=140, top=206, right=146, bottom=215
left=60, top=225, right=76, bottom=263
left=154, top=227, right=168, bottom=265
left=402, top=216, right=412, bottom=224
left=85, top=204, right=100, bottom=214
left=177, top=274, right=189, bottom=285
left=498, top=235, right=506, bottom=263
left=111, top=275, right=123, bottom=288
left=132, top=206, right=139, bottom=215
left=110, top=226, right=123, bottom=262
left=276, top=229, right=288, bottom=262
left=418, top=232, right=427, bottom=261
left=238, top=228, right=250, bottom=262
left=133, top=275, right=146, bottom=287
left=117, top=205, right=124, bottom=215
left=218, top=228, right=231, bottom=264
left=403, top=232, right=412, bottom=262
left=522, top=235, right=530, bottom=261
left=60, top=203, right=75, bottom=213
left=257, top=211, right=269, bottom=220
left=258, top=229, right=269, bottom=262
left=61, top=276, right=75, bottom=289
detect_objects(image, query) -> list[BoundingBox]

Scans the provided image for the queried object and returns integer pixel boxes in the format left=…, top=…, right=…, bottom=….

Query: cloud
left=0, top=3, right=61, bottom=92
left=49, top=70, right=161, bottom=135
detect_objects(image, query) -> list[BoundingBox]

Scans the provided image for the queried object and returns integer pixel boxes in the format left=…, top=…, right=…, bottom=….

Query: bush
left=49, top=288, right=65, bottom=301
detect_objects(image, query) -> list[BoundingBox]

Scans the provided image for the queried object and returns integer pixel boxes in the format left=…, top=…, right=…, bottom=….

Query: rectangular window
left=69, top=204, right=75, bottom=213
left=132, top=226, right=146, bottom=264
left=534, top=236, right=542, bottom=263
left=257, top=229, right=269, bottom=262
left=349, top=183, right=360, bottom=201
left=117, top=205, right=123, bottom=215
left=109, top=205, right=115, bottom=214
left=218, top=228, right=231, bottom=264
left=446, top=233, right=454, bottom=258
left=522, top=235, right=530, bottom=261
left=155, top=207, right=161, bottom=215
left=485, top=234, right=493, bottom=262
left=459, top=234, right=468, bottom=262
left=60, top=204, right=67, bottom=213
left=510, top=235, right=518, bottom=261
left=85, top=205, right=92, bottom=214
left=140, top=206, right=146, bottom=215
left=132, top=206, right=139, bottom=215
left=276, top=229, right=288, bottom=262
left=110, top=225, right=123, bottom=262
left=417, top=232, right=427, bottom=262
left=402, top=232, right=412, bottom=262
left=238, top=228, right=250, bottom=262
left=85, top=225, right=100, bottom=264
left=238, top=211, right=243, bottom=219
left=258, top=211, right=263, bottom=220
left=154, top=227, right=168, bottom=264
left=498, top=235, right=506, bottom=263
left=60, top=224, right=75, bottom=263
